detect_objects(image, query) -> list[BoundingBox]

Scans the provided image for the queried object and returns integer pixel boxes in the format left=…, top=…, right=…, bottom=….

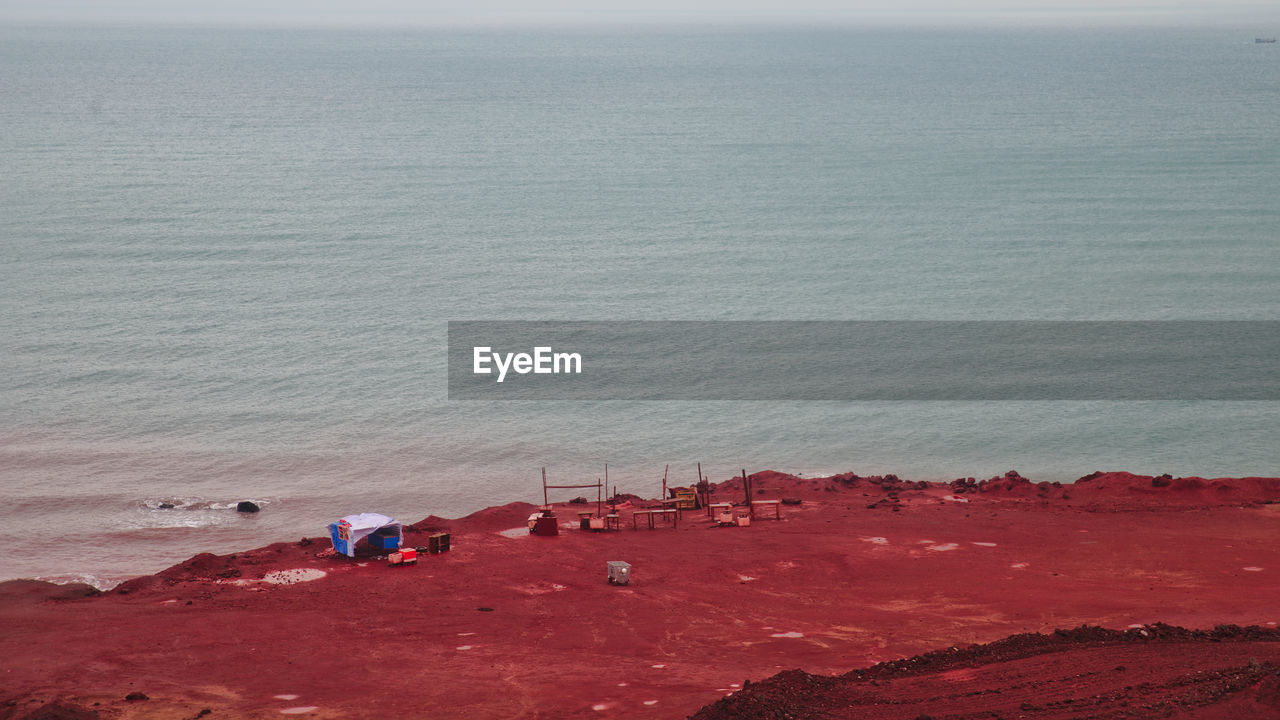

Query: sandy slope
left=694, top=625, right=1280, bottom=719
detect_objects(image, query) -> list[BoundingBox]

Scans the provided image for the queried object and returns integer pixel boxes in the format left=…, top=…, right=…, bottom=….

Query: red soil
left=694, top=625, right=1280, bottom=720
left=3, top=470, right=1280, bottom=719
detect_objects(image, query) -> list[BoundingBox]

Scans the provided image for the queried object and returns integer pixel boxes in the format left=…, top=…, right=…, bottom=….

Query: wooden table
left=631, top=510, right=653, bottom=530
left=751, top=499, right=782, bottom=520
left=653, top=508, right=680, bottom=528
left=633, top=508, right=679, bottom=529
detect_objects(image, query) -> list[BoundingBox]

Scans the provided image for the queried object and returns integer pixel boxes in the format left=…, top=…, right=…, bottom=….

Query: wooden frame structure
left=542, top=467, right=604, bottom=517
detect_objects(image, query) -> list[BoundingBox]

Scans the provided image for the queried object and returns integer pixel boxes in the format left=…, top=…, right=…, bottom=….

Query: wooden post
left=743, top=469, right=753, bottom=518
left=698, top=462, right=708, bottom=515
left=599, top=464, right=606, bottom=517
left=543, top=467, right=548, bottom=509
left=662, top=464, right=668, bottom=501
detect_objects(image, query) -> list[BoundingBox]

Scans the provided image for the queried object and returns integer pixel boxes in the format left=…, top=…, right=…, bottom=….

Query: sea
left=1, top=23, right=1278, bottom=588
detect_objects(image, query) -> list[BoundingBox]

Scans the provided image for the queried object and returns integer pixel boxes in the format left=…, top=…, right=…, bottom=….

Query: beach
left=4, top=25, right=1280, bottom=592
left=5, top=469, right=1280, bottom=719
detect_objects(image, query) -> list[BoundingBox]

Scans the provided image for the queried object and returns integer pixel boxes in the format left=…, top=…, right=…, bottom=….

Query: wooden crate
left=673, top=488, right=697, bottom=510
left=428, top=532, right=452, bottom=553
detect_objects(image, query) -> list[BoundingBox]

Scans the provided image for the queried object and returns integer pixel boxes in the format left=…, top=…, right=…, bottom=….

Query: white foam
left=651, top=664, right=666, bottom=669
left=592, top=703, right=609, bottom=711
left=927, top=543, right=959, bottom=552
left=738, top=575, right=757, bottom=582
left=34, top=573, right=125, bottom=592
left=1243, top=566, right=1264, bottom=572
left=279, top=707, right=318, bottom=715
left=770, top=631, right=804, bottom=638
left=942, top=495, right=969, bottom=503
left=643, top=700, right=658, bottom=706
left=456, top=645, right=473, bottom=650
left=861, top=537, right=888, bottom=545
left=261, top=569, right=327, bottom=585
left=273, top=694, right=299, bottom=701
left=971, top=542, right=997, bottom=547
left=1010, top=562, right=1028, bottom=569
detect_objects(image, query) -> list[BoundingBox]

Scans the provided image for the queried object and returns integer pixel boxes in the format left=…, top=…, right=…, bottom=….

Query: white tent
left=328, top=513, right=403, bottom=557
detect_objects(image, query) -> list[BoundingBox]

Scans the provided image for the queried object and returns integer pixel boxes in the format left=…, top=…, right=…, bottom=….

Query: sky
left=1, top=0, right=1278, bottom=27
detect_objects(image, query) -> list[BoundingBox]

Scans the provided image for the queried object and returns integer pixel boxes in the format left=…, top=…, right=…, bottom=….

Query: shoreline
left=5, top=469, right=1280, bottom=718
left=14, top=467, right=1280, bottom=590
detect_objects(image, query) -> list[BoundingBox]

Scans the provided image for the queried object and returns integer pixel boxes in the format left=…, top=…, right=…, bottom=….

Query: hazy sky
left=1, top=0, right=1277, bottom=27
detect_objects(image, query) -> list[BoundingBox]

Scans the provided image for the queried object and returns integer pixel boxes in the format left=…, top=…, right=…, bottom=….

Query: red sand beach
left=4, top=470, right=1280, bottom=719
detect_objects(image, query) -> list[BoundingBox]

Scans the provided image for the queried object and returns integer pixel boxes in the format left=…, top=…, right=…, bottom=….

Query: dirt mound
left=1071, top=472, right=1280, bottom=507
left=0, top=580, right=101, bottom=604
left=442, top=501, right=540, bottom=532
left=2, top=701, right=100, bottom=720
left=693, top=624, right=1280, bottom=720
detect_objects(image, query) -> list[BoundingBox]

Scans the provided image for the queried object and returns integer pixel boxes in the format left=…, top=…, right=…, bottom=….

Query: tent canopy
left=328, top=513, right=403, bottom=557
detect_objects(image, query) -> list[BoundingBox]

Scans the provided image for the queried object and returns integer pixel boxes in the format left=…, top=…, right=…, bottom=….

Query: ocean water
left=1, top=24, right=1278, bottom=587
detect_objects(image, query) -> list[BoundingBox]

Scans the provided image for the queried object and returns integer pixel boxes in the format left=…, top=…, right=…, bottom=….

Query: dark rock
left=158, top=502, right=175, bottom=509
left=297, top=538, right=313, bottom=546
left=235, top=501, right=260, bottom=513
left=1152, top=475, right=1173, bottom=488
left=124, top=692, right=149, bottom=701
left=781, top=498, right=802, bottom=505
left=833, top=473, right=860, bottom=488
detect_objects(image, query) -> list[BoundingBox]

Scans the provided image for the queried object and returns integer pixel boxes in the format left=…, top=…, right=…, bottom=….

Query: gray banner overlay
left=448, top=321, right=1280, bottom=400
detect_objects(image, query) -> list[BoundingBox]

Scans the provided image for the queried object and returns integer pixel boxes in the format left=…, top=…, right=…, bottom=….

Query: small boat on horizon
left=1257, top=37, right=1277, bottom=43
